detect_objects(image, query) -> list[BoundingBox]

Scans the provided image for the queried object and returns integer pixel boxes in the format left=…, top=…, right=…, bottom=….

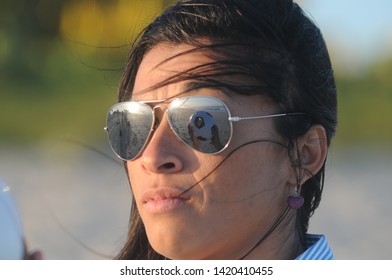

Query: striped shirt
left=296, top=234, right=334, bottom=260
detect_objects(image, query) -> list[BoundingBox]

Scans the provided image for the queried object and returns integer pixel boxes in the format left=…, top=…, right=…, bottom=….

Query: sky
left=299, top=0, right=392, bottom=72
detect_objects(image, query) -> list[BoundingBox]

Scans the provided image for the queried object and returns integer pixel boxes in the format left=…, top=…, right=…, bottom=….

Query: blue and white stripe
left=296, top=234, right=334, bottom=260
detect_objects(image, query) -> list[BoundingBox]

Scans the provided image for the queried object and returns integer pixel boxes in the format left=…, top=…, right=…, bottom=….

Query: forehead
left=133, top=43, right=214, bottom=100
left=131, top=42, right=276, bottom=115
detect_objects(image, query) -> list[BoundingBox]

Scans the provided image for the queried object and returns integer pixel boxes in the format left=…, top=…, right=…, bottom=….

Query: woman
left=105, top=0, right=337, bottom=259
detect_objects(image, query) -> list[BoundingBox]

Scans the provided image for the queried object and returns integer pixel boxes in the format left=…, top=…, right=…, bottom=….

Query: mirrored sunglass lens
left=106, top=102, right=153, bottom=160
left=167, top=97, right=231, bottom=153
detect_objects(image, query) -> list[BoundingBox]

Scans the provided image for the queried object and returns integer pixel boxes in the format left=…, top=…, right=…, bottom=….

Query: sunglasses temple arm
left=228, top=113, right=288, bottom=122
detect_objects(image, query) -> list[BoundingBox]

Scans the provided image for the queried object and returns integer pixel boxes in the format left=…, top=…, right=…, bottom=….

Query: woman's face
left=127, top=43, right=294, bottom=259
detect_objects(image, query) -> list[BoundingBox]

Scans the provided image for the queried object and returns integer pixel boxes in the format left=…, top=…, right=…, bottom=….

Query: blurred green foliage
left=1, top=0, right=391, bottom=148
left=336, top=59, right=392, bottom=147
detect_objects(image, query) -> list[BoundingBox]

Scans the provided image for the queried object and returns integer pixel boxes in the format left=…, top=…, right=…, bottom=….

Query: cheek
left=125, top=162, right=143, bottom=197
left=204, top=144, right=290, bottom=202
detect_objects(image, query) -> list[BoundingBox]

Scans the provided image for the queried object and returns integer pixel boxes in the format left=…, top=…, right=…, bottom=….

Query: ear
left=296, top=124, right=328, bottom=184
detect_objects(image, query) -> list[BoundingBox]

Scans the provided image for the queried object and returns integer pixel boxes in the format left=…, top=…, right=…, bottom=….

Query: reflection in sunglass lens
left=106, top=102, right=154, bottom=160
left=167, top=97, right=232, bottom=154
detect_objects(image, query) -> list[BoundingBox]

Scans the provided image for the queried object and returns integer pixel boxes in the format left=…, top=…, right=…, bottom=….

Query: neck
left=241, top=209, right=304, bottom=260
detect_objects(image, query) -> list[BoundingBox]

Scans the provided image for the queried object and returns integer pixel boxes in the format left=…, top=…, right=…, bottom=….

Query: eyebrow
left=182, top=80, right=225, bottom=94
left=139, top=80, right=224, bottom=102
left=183, top=80, right=240, bottom=104
left=133, top=80, right=232, bottom=104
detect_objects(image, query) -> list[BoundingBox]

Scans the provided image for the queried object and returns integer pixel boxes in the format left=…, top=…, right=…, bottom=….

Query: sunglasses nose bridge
left=152, top=105, right=167, bottom=125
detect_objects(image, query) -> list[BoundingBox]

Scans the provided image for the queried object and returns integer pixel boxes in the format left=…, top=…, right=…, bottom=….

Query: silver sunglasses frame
left=105, top=96, right=306, bottom=161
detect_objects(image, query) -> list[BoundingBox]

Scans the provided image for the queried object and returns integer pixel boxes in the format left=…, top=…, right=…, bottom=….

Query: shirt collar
left=296, top=234, right=334, bottom=260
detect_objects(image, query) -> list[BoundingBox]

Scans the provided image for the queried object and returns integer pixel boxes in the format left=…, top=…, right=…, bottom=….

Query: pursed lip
left=141, top=187, right=190, bottom=214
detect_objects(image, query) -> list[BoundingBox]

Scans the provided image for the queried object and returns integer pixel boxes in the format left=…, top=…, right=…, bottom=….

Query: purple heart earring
left=287, top=185, right=304, bottom=209
left=288, top=160, right=305, bottom=209
left=287, top=194, right=304, bottom=209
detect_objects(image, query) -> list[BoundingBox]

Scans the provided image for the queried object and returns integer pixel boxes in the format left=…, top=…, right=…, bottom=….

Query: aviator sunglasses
left=105, top=96, right=308, bottom=161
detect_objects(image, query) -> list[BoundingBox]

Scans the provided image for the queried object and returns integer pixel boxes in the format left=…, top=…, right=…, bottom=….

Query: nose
left=140, top=109, right=184, bottom=174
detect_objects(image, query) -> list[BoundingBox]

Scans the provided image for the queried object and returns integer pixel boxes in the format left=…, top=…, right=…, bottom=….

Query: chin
left=148, top=232, right=208, bottom=260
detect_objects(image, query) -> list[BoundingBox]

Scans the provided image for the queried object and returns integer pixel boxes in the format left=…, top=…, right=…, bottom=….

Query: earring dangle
left=287, top=185, right=304, bottom=209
